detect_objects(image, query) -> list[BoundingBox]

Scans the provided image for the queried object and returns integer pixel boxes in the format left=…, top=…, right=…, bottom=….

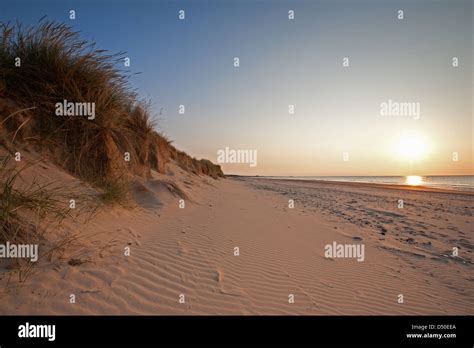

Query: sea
left=265, top=175, right=474, bottom=192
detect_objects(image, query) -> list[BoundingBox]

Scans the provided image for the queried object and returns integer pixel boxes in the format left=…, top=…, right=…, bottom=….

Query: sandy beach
left=0, top=160, right=472, bottom=315
left=0, top=5, right=473, bottom=346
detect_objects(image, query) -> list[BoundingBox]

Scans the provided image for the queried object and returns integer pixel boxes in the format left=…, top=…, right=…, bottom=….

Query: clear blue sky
left=1, top=0, right=472, bottom=175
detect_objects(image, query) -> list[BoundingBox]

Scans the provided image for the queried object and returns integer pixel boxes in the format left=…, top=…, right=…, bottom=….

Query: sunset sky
left=2, top=0, right=472, bottom=175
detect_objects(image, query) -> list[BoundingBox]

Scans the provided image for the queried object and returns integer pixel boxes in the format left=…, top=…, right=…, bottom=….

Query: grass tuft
left=0, top=19, right=223, bottom=197
left=97, top=178, right=129, bottom=205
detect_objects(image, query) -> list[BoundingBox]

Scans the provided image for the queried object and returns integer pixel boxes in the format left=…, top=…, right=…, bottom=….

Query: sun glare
left=406, top=175, right=423, bottom=186
left=396, top=131, right=428, bottom=161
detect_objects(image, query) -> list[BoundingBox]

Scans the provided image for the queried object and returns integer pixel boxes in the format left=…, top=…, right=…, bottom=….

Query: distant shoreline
left=229, top=175, right=474, bottom=195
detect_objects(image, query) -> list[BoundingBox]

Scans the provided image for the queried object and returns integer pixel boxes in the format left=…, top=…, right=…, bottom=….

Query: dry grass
left=0, top=19, right=224, bottom=197
left=0, top=19, right=224, bottom=287
left=0, top=155, right=72, bottom=282
left=97, top=177, right=129, bottom=205
left=172, top=149, right=224, bottom=179
left=0, top=154, right=104, bottom=284
left=0, top=156, right=70, bottom=244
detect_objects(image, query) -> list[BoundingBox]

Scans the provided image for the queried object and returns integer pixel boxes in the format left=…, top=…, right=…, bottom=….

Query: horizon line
left=224, top=174, right=474, bottom=177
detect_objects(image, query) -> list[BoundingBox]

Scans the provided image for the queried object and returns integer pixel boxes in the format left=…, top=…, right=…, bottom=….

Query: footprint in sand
left=124, top=227, right=141, bottom=246
left=177, top=241, right=189, bottom=255
left=214, top=268, right=243, bottom=297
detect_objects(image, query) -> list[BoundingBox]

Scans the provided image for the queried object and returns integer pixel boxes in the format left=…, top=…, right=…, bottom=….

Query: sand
left=0, top=160, right=472, bottom=315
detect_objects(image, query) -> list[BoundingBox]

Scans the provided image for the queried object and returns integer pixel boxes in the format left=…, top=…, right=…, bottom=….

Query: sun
left=406, top=175, right=423, bottom=185
left=396, top=131, right=428, bottom=161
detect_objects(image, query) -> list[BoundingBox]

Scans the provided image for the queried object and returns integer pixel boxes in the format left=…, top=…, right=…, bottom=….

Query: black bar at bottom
left=0, top=315, right=471, bottom=346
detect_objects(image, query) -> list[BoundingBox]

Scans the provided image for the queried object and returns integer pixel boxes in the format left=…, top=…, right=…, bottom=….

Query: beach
left=1, top=164, right=472, bottom=315
left=0, top=5, right=472, bottom=345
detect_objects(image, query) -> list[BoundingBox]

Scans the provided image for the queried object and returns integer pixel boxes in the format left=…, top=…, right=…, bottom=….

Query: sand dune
left=0, top=162, right=472, bottom=315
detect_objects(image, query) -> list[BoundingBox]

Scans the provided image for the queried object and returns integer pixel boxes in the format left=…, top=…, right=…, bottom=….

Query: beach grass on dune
left=0, top=19, right=223, bottom=264
left=0, top=19, right=223, bottom=191
left=0, top=156, right=70, bottom=244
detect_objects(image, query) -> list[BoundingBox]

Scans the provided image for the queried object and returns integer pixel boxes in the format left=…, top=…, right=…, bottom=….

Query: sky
left=1, top=0, right=472, bottom=176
